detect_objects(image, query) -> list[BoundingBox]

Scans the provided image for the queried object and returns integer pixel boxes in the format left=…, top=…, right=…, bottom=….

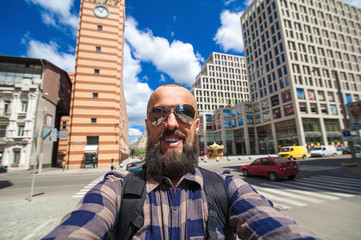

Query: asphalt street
left=0, top=154, right=360, bottom=240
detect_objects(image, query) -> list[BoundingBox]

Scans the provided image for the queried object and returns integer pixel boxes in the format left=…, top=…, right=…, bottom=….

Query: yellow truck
left=278, top=146, right=308, bottom=160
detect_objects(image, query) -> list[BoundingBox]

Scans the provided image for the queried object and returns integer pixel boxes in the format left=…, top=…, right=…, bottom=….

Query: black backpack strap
left=198, top=167, right=234, bottom=240
left=114, top=169, right=147, bottom=240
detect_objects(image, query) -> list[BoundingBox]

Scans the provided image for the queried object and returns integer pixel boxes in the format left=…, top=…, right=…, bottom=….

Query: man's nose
left=165, top=111, right=179, bottom=130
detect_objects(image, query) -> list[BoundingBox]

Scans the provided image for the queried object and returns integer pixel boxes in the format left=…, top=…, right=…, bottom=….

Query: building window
left=91, top=118, right=97, bottom=124
left=3, top=101, right=10, bottom=114
left=13, top=150, right=20, bottom=165
left=0, top=125, right=6, bottom=137
left=21, top=101, right=28, bottom=112
left=96, top=46, right=101, bottom=52
left=94, top=69, right=100, bottom=74
left=61, top=121, right=67, bottom=130
left=18, top=125, right=24, bottom=136
left=87, top=136, right=99, bottom=145
left=97, top=25, right=103, bottom=30
left=92, top=93, right=98, bottom=99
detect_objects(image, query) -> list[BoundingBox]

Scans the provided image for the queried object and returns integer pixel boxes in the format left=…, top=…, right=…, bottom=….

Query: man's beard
left=145, top=129, right=199, bottom=180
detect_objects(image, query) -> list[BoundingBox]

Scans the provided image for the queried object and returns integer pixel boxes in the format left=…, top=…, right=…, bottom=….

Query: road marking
left=299, top=165, right=341, bottom=171
left=71, top=176, right=103, bottom=198
left=255, top=183, right=324, bottom=203
left=260, top=183, right=324, bottom=203
left=307, top=176, right=361, bottom=190
left=315, top=175, right=361, bottom=185
left=263, top=181, right=339, bottom=200
left=295, top=179, right=359, bottom=195
left=255, top=189, right=308, bottom=207
left=250, top=175, right=361, bottom=211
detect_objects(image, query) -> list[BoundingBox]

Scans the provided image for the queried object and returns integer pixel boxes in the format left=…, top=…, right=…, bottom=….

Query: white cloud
left=345, top=0, right=361, bottom=7
left=123, top=42, right=153, bottom=130
left=26, top=0, right=78, bottom=31
left=125, top=17, right=203, bottom=86
left=25, top=39, right=75, bottom=73
left=128, top=128, right=144, bottom=143
left=214, top=10, right=244, bottom=53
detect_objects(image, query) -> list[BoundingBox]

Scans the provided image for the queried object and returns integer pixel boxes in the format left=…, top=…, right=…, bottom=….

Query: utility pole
left=333, top=70, right=357, bottom=164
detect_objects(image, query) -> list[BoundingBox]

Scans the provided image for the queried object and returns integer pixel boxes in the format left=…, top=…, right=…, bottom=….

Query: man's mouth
left=164, top=136, right=181, bottom=143
left=162, top=135, right=182, bottom=148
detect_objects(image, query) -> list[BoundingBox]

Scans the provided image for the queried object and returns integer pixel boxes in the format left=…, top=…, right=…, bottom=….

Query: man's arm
left=42, top=173, right=124, bottom=240
left=224, top=174, right=321, bottom=240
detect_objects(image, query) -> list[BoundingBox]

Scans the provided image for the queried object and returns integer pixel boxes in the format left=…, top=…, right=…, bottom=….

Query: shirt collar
left=145, top=167, right=203, bottom=193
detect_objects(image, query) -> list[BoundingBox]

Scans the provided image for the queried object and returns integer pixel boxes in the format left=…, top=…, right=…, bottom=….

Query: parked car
left=278, top=146, right=308, bottom=160
left=126, top=160, right=145, bottom=173
left=310, top=145, right=337, bottom=157
left=241, top=157, right=299, bottom=181
left=342, top=145, right=361, bottom=154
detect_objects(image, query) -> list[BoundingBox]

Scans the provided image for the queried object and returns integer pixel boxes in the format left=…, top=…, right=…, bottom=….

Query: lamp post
left=332, top=71, right=356, bottom=164
left=312, top=68, right=356, bottom=163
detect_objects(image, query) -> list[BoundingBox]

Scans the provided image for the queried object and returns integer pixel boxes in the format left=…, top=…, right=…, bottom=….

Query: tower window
left=92, top=93, right=98, bottom=99
left=97, top=25, right=103, bottom=31
left=96, top=46, right=101, bottom=52
left=91, top=118, right=97, bottom=124
left=94, top=69, right=100, bottom=74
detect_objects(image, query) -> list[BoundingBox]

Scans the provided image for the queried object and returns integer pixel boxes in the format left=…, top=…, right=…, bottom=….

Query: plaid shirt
left=43, top=169, right=319, bottom=239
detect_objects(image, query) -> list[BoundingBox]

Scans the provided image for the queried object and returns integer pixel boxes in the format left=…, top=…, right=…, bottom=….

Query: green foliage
left=134, top=150, right=147, bottom=156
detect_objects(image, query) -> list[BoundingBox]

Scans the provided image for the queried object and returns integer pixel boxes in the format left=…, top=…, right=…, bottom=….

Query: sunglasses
left=148, top=104, right=196, bottom=126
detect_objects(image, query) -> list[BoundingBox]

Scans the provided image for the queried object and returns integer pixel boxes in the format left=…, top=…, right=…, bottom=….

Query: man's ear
left=145, top=119, right=149, bottom=132
left=194, top=118, right=200, bottom=134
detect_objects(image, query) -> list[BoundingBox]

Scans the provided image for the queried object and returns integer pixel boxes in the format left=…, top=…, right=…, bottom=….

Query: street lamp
left=312, top=68, right=356, bottom=163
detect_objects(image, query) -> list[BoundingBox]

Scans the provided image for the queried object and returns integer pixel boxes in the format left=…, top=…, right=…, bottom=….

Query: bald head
left=147, top=83, right=197, bottom=115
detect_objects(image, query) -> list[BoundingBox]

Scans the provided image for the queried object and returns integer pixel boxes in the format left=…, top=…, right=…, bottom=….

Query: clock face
left=93, top=5, right=110, bottom=18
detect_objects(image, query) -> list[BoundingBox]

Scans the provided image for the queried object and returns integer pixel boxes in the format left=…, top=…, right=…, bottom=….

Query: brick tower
left=66, top=0, right=128, bottom=168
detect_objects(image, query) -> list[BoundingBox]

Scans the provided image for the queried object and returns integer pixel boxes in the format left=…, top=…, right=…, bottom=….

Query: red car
left=241, top=157, right=299, bottom=181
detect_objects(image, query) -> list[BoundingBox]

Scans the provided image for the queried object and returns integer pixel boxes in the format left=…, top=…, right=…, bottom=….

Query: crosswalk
left=72, top=176, right=103, bottom=198
left=72, top=175, right=361, bottom=212
left=252, top=175, right=361, bottom=211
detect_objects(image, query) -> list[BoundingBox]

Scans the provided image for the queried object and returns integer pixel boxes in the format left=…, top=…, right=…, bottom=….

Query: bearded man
left=43, top=83, right=319, bottom=240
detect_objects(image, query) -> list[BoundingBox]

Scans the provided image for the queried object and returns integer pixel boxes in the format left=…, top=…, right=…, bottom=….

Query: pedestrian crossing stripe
left=260, top=181, right=339, bottom=200
left=72, top=175, right=360, bottom=210
left=72, top=176, right=103, bottom=198
left=298, top=165, right=341, bottom=171
left=251, top=175, right=360, bottom=211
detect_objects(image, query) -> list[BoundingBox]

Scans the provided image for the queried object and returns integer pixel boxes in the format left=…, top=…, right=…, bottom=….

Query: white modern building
left=195, top=0, right=361, bottom=155
left=190, top=52, right=251, bottom=152
left=239, top=0, right=361, bottom=154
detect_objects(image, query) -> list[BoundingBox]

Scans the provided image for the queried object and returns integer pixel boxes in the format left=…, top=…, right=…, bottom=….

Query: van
left=310, top=145, right=337, bottom=157
left=278, top=146, right=308, bottom=160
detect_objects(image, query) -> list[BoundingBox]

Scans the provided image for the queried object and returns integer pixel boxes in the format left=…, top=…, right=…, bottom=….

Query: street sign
left=342, top=129, right=352, bottom=141
left=347, top=100, right=361, bottom=130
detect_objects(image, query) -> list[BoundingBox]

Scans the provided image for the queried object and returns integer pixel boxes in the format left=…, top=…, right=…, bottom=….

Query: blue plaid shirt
left=43, top=169, right=320, bottom=239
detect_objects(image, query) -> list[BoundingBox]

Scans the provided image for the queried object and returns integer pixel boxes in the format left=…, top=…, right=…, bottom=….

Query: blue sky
left=1, top=0, right=361, bottom=143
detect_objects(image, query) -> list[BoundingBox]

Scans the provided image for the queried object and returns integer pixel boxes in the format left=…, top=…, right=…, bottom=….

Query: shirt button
left=172, top=206, right=177, bottom=211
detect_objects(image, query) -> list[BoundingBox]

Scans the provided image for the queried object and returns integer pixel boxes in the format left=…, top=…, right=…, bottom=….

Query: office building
left=190, top=52, right=251, bottom=152
left=64, top=0, right=129, bottom=169
left=197, top=0, right=361, bottom=155
left=0, top=55, right=72, bottom=170
left=239, top=0, right=361, bottom=153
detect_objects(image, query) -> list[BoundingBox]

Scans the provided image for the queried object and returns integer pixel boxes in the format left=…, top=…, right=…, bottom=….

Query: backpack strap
left=114, top=169, right=147, bottom=240
left=198, top=167, right=233, bottom=240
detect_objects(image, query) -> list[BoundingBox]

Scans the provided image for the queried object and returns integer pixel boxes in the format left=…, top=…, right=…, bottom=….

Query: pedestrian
left=61, top=159, right=66, bottom=171
left=92, top=156, right=96, bottom=168
left=110, top=158, right=115, bottom=170
left=42, top=83, right=319, bottom=239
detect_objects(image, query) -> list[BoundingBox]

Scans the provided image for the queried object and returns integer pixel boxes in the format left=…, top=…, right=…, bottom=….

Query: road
left=0, top=156, right=360, bottom=239
left=205, top=156, right=361, bottom=240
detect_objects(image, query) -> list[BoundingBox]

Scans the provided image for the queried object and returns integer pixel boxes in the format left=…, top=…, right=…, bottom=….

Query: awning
left=84, top=145, right=98, bottom=154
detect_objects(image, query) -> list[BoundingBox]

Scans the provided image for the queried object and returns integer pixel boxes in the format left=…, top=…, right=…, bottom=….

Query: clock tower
left=65, top=0, right=128, bottom=168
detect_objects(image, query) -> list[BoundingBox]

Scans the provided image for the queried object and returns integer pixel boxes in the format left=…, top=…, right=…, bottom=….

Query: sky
left=1, top=0, right=361, bottom=143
